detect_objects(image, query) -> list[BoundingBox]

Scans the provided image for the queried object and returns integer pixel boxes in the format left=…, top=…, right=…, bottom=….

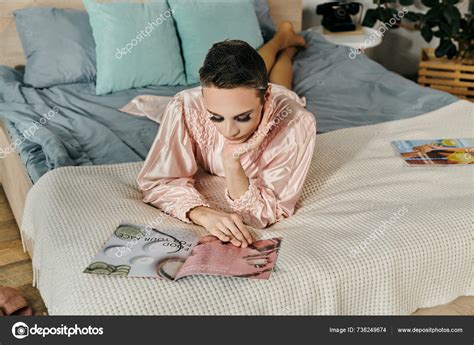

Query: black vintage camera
left=316, top=2, right=362, bottom=32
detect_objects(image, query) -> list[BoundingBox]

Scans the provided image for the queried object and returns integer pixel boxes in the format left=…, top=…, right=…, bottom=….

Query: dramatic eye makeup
left=236, top=113, right=252, bottom=122
left=207, top=110, right=253, bottom=123
left=208, top=115, right=224, bottom=123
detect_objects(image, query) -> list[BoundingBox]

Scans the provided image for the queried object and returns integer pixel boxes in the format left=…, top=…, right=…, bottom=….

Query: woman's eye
left=209, top=116, right=224, bottom=123
left=236, top=114, right=251, bottom=122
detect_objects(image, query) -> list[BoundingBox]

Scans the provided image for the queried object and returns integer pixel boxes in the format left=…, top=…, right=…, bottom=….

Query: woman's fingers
left=231, top=214, right=253, bottom=245
left=215, top=223, right=242, bottom=247
left=204, top=213, right=253, bottom=248
left=222, top=218, right=248, bottom=247
left=208, top=227, right=231, bottom=243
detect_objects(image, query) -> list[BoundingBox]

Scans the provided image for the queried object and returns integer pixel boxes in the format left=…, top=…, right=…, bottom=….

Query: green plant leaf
left=443, top=6, right=461, bottom=25
left=362, top=8, right=378, bottom=27
left=421, top=0, right=439, bottom=7
left=378, top=7, right=391, bottom=22
left=439, top=21, right=452, bottom=35
left=404, top=12, right=422, bottom=22
left=425, top=19, right=439, bottom=28
left=446, top=42, right=457, bottom=59
left=425, top=7, right=442, bottom=22
left=435, top=38, right=456, bottom=58
left=450, top=18, right=461, bottom=35
left=388, top=8, right=402, bottom=23
left=421, top=25, right=434, bottom=42
left=399, top=0, right=415, bottom=5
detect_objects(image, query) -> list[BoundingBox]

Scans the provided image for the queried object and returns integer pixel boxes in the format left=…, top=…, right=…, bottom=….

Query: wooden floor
left=0, top=186, right=47, bottom=315
left=0, top=186, right=471, bottom=316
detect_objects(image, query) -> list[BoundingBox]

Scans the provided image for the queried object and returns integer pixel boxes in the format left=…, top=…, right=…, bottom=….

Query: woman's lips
left=225, top=135, right=247, bottom=142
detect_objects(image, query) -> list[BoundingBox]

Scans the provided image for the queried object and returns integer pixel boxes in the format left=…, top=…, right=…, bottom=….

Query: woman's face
left=202, top=86, right=270, bottom=144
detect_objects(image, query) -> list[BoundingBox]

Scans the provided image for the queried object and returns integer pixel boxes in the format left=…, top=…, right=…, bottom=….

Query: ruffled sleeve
left=137, top=93, right=210, bottom=223
left=224, top=108, right=316, bottom=229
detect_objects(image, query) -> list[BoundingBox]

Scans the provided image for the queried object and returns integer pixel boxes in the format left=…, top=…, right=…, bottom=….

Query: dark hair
left=199, top=39, right=268, bottom=103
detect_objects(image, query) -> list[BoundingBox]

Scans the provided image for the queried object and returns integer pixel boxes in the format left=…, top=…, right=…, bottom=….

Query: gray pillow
left=254, top=0, right=276, bottom=42
left=14, top=8, right=96, bottom=88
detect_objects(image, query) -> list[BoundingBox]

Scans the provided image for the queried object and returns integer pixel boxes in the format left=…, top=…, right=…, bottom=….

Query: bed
left=21, top=100, right=474, bottom=315
left=0, top=0, right=471, bottom=315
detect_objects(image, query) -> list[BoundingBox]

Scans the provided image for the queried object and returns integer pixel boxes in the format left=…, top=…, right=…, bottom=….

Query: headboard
left=0, top=0, right=302, bottom=68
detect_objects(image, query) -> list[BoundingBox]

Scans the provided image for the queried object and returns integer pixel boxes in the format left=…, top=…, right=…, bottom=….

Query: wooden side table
left=418, top=48, right=474, bottom=102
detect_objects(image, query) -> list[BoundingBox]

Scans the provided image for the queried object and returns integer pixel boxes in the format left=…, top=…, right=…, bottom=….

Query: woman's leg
left=258, top=37, right=284, bottom=74
left=257, top=21, right=307, bottom=74
left=268, top=47, right=298, bottom=90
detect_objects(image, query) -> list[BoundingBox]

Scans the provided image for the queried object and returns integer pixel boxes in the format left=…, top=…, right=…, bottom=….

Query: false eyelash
left=208, top=114, right=252, bottom=122
left=236, top=115, right=251, bottom=122
left=209, top=116, right=224, bottom=123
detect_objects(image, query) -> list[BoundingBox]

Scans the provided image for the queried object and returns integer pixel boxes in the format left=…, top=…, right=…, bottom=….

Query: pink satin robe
left=137, top=83, right=316, bottom=229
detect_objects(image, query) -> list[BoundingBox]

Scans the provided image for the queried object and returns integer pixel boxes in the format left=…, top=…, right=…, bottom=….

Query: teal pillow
left=168, top=0, right=264, bottom=85
left=83, top=0, right=186, bottom=95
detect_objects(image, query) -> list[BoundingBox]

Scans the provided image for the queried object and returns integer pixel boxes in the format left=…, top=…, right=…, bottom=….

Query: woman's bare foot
left=275, top=21, right=308, bottom=50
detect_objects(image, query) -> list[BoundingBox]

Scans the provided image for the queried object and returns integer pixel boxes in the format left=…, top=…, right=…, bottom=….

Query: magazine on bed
left=84, top=222, right=282, bottom=281
left=392, top=138, right=474, bottom=165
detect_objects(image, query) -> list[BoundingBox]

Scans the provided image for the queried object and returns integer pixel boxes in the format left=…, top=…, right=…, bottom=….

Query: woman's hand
left=221, top=129, right=270, bottom=162
left=222, top=114, right=274, bottom=162
left=188, top=206, right=253, bottom=247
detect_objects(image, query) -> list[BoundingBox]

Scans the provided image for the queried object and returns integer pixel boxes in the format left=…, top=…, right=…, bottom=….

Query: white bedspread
left=21, top=100, right=474, bottom=315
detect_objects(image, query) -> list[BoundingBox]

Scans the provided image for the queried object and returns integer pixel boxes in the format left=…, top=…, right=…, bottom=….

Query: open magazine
left=392, top=138, right=474, bottom=166
left=84, top=222, right=282, bottom=281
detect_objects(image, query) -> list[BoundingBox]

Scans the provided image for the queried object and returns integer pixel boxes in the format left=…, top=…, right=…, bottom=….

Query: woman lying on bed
left=138, top=22, right=316, bottom=248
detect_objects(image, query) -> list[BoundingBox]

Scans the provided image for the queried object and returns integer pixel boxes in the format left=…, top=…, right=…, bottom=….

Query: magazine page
left=84, top=223, right=198, bottom=278
left=171, top=235, right=283, bottom=281
left=392, top=138, right=474, bottom=166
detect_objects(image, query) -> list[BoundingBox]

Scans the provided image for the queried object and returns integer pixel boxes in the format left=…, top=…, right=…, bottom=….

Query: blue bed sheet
left=0, top=30, right=457, bottom=183
left=295, top=30, right=456, bottom=132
